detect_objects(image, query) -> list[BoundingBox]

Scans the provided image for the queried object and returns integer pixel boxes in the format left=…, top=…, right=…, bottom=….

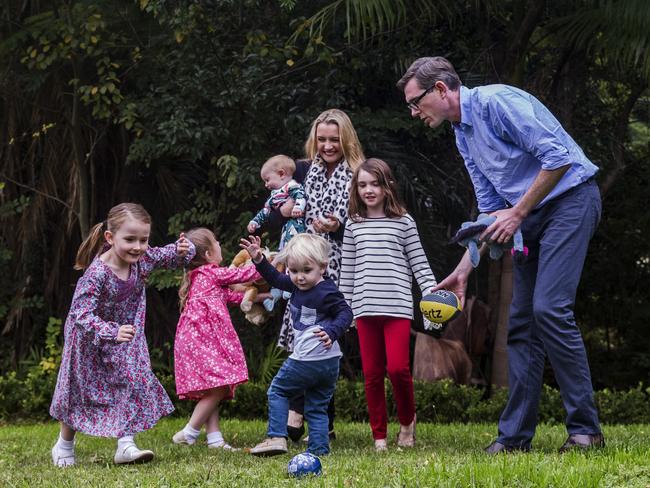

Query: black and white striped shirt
left=339, top=214, right=437, bottom=319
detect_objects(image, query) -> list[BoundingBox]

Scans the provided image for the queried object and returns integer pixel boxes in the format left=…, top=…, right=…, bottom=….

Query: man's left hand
left=482, top=207, right=525, bottom=245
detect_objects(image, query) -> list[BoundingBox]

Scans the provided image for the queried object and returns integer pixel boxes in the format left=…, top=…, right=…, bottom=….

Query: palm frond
left=290, top=0, right=461, bottom=45
left=551, top=0, right=650, bottom=81
left=246, top=341, right=287, bottom=384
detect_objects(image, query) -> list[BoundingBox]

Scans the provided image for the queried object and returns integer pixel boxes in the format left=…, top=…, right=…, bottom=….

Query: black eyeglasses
left=407, top=85, right=435, bottom=111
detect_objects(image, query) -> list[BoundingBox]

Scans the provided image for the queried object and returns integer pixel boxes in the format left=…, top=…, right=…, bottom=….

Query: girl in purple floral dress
left=172, top=227, right=267, bottom=450
left=50, top=203, right=194, bottom=467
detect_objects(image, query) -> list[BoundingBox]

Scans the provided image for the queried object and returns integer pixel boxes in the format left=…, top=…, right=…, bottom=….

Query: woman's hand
left=116, top=324, right=135, bottom=343
left=312, top=213, right=340, bottom=234
left=240, top=235, right=263, bottom=263
left=279, top=198, right=296, bottom=218
left=176, top=232, right=191, bottom=257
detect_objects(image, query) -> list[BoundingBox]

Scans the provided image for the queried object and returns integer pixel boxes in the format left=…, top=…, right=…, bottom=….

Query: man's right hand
left=432, top=271, right=468, bottom=308
left=432, top=250, right=475, bottom=308
left=116, top=324, right=135, bottom=343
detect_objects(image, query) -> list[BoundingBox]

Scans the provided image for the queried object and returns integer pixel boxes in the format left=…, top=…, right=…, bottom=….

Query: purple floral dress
left=50, top=243, right=193, bottom=438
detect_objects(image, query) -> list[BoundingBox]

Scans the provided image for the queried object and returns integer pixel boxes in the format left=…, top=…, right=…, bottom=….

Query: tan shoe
left=397, top=414, right=416, bottom=448
left=374, top=438, right=388, bottom=452
left=249, top=437, right=288, bottom=457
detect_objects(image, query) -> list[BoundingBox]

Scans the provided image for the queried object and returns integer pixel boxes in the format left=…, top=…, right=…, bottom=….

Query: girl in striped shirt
left=339, top=158, right=437, bottom=451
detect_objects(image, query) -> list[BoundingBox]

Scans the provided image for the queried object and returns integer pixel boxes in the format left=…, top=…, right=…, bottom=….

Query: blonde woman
left=278, top=108, right=364, bottom=350
left=272, top=109, right=364, bottom=442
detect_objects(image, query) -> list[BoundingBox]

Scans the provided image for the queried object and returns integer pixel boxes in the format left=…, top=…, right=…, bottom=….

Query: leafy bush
left=158, top=373, right=268, bottom=420
left=4, top=354, right=650, bottom=424
left=595, top=384, right=650, bottom=424
left=415, top=380, right=485, bottom=423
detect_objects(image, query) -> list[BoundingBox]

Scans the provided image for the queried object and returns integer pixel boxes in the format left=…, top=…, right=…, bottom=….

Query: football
left=287, top=452, right=322, bottom=478
left=420, top=290, right=462, bottom=324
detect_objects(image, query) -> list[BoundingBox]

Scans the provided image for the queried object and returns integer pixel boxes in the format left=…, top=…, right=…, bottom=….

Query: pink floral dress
left=50, top=243, right=193, bottom=438
left=174, top=264, right=260, bottom=400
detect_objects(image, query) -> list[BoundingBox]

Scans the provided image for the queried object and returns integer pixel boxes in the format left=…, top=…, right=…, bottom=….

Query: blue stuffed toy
left=263, top=288, right=292, bottom=312
left=450, top=213, right=528, bottom=268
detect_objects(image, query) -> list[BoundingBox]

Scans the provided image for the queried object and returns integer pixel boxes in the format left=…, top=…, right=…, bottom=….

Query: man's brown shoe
left=484, top=441, right=530, bottom=455
left=558, top=433, right=605, bottom=453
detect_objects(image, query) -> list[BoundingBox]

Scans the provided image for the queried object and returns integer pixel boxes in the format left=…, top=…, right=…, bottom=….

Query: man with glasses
left=397, top=56, right=604, bottom=454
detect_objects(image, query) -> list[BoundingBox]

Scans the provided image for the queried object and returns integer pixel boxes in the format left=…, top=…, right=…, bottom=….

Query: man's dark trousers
left=497, top=178, right=602, bottom=448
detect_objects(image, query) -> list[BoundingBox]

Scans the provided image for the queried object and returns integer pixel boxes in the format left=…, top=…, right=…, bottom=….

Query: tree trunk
left=491, top=254, right=513, bottom=388
left=599, top=80, right=647, bottom=197
left=70, top=60, right=90, bottom=237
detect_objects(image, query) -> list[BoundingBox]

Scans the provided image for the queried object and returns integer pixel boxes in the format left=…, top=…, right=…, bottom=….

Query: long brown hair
left=304, top=109, right=365, bottom=170
left=348, top=158, right=407, bottom=221
left=74, top=203, right=152, bottom=270
left=178, top=228, right=217, bottom=310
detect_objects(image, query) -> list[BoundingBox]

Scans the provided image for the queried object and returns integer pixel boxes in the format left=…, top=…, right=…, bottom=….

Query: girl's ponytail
left=74, top=222, right=105, bottom=270
left=178, top=270, right=191, bottom=311
left=178, top=227, right=217, bottom=311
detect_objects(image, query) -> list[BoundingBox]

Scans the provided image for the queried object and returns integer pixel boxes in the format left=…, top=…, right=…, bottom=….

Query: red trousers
left=356, top=316, right=415, bottom=440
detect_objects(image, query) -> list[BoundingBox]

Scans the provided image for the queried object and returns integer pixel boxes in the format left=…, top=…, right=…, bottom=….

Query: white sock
left=117, top=435, right=135, bottom=450
left=207, top=431, right=224, bottom=446
left=56, top=433, right=74, bottom=451
left=183, top=424, right=201, bottom=442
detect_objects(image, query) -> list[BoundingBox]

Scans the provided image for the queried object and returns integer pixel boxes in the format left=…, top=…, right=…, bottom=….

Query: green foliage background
left=1, top=0, right=649, bottom=393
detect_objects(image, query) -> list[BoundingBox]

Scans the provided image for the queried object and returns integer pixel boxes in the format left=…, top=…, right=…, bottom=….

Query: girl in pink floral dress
left=50, top=203, right=194, bottom=467
left=172, top=227, right=266, bottom=449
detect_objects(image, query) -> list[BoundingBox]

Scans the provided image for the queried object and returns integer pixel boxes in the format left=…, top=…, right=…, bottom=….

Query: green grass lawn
left=1, top=419, right=649, bottom=487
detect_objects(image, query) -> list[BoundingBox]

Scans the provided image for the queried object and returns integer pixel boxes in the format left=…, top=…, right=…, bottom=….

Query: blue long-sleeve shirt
left=453, top=85, right=599, bottom=212
left=255, top=256, right=353, bottom=361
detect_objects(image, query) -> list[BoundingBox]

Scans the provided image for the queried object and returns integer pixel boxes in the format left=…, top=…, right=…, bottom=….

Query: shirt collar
left=454, top=85, right=472, bottom=128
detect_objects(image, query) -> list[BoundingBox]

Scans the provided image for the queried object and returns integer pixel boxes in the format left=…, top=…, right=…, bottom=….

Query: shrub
left=3, top=364, right=650, bottom=424
left=466, top=387, right=508, bottom=423
left=0, top=371, right=26, bottom=419
left=595, top=384, right=650, bottom=424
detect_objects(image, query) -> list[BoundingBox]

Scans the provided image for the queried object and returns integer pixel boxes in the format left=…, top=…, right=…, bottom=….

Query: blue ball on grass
left=287, top=452, right=322, bottom=478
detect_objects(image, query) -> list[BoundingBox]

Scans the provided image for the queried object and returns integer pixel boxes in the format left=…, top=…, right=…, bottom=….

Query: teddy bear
left=450, top=213, right=528, bottom=267
left=229, top=248, right=285, bottom=326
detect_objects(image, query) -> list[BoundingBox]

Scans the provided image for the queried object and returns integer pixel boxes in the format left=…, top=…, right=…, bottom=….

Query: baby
left=248, top=155, right=306, bottom=250
left=248, top=155, right=307, bottom=311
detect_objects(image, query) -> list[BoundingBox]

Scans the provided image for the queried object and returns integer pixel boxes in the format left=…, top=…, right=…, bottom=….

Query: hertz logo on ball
left=419, top=290, right=462, bottom=324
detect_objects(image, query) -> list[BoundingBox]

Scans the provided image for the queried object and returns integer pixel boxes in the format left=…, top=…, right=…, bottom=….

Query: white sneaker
left=172, top=430, right=196, bottom=445
left=114, top=444, right=154, bottom=465
left=208, top=439, right=238, bottom=451
left=51, top=443, right=75, bottom=467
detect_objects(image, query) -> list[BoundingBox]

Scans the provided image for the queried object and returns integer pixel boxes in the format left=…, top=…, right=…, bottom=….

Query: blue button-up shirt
left=453, top=85, right=598, bottom=212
